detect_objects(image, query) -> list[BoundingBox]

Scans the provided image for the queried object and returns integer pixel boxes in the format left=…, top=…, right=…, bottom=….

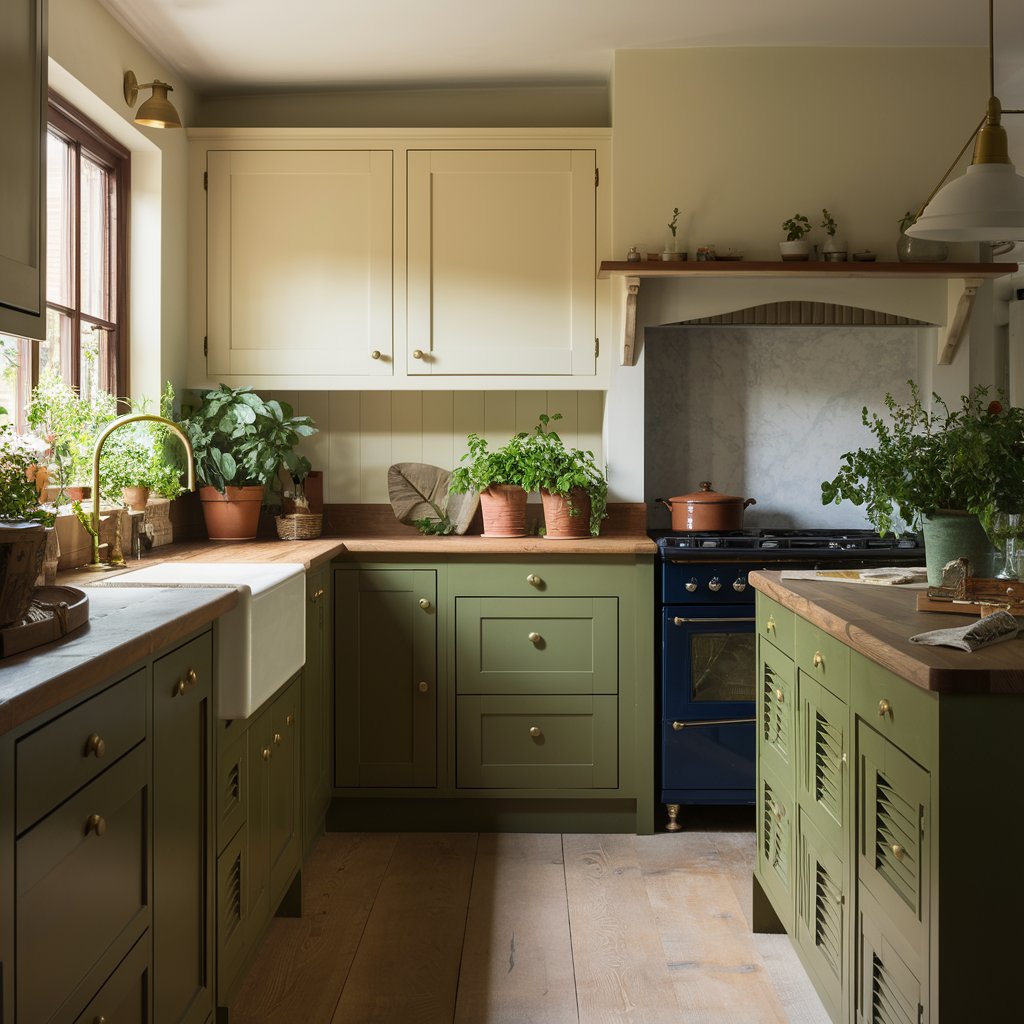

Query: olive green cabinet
left=301, top=566, right=333, bottom=854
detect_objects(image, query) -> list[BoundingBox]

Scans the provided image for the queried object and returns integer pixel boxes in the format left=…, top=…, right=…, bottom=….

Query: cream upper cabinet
left=406, top=149, right=596, bottom=377
left=206, top=149, right=393, bottom=378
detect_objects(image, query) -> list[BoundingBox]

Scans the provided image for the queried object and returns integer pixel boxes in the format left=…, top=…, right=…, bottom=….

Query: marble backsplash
left=644, top=325, right=921, bottom=532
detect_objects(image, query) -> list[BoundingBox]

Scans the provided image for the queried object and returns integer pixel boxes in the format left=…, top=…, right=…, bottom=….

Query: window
left=0, top=95, right=129, bottom=429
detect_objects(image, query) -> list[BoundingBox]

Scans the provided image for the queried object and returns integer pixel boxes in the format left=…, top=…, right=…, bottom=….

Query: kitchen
left=2, top=1, right=1024, bottom=1022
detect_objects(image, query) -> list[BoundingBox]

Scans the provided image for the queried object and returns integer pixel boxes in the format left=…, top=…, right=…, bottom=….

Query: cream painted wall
left=258, top=390, right=604, bottom=504
left=48, top=0, right=197, bottom=401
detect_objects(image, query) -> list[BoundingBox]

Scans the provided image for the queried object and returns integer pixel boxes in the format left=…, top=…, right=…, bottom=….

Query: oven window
left=691, top=632, right=756, bottom=702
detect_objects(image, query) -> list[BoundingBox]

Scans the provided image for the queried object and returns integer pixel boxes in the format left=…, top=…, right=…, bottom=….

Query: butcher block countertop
left=750, top=570, right=1024, bottom=695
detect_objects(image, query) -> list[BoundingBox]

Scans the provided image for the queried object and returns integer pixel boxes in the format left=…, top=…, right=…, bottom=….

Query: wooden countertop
left=750, top=571, right=1024, bottom=695
left=0, top=586, right=238, bottom=737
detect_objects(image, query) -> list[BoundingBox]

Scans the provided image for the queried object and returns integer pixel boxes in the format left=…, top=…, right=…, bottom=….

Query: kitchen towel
left=909, top=610, right=1021, bottom=652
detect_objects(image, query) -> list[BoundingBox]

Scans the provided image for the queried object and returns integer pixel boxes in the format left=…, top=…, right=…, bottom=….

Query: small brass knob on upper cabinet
left=418, top=681, right=429, bottom=693
left=85, top=733, right=106, bottom=759
left=527, top=574, right=542, bottom=587
left=878, top=699, right=892, bottom=719
left=891, top=843, right=906, bottom=862
left=86, top=813, right=107, bottom=837
left=412, top=349, right=424, bottom=360
left=812, top=651, right=823, bottom=668
left=528, top=632, right=542, bottom=644
left=371, top=350, right=381, bottom=359
left=775, top=688, right=784, bottom=703
left=766, top=615, right=776, bottom=633
left=419, top=598, right=431, bottom=610
left=529, top=726, right=541, bottom=738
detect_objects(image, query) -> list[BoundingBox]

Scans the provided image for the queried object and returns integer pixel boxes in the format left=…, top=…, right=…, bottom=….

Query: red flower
left=987, top=400, right=1003, bottom=416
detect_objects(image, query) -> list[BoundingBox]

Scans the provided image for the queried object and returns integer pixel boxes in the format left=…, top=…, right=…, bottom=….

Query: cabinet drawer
left=153, top=630, right=212, bottom=702
left=795, top=618, right=850, bottom=701
left=456, top=597, right=617, bottom=695
left=851, top=652, right=937, bottom=769
left=450, top=561, right=634, bottom=598
left=457, top=694, right=617, bottom=789
left=756, top=595, right=794, bottom=657
left=16, top=667, right=147, bottom=834
left=73, top=931, right=151, bottom=1024
left=17, top=743, right=150, bottom=1024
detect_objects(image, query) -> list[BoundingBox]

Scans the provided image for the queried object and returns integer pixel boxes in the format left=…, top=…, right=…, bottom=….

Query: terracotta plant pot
left=479, top=484, right=527, bottom=537
left=65, top=485, right=91, bottom=501
left=541, top=488, right=592, bottom=540
left=121, top=485, right=150, bottom=512
left=198, top=485, right=265, bottom=540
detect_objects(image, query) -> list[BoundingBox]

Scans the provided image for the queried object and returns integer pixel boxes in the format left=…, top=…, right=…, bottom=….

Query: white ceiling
left=98, top=0, right=1024, bottom=98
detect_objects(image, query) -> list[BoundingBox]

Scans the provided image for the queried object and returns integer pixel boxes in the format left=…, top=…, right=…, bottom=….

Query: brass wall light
left=123, top=70, right=182, bottom=129
left=906, top=0, right=1024, bottom=242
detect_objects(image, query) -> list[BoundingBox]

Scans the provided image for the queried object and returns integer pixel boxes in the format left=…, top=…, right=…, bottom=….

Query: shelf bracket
left=620, top=275, right=640, bottom=365
left=937, top=278, right=981, bottom=365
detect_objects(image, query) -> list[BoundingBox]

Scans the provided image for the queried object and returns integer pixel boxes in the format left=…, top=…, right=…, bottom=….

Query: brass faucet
left=85, top=413, right=196, bottom=569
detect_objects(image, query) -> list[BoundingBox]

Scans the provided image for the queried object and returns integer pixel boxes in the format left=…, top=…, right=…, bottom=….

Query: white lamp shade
left=906, top=162, right=1024, bottom=242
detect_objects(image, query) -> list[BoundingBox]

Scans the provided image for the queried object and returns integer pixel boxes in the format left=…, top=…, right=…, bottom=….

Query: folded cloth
left=909, top=610, right=1021, bottom=652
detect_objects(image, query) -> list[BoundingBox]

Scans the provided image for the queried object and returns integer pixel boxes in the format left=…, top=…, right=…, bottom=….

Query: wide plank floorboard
left=454, top=833, right=578, bottom=1024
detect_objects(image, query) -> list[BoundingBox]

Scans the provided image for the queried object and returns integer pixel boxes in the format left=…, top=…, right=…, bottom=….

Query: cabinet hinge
left=203, top=336, right=208, bottom=357
left=595, top=167, right=599, bottom=188
left=595, top=338, right=600, bottom=358
left=203, top=171, right=208, bottom=190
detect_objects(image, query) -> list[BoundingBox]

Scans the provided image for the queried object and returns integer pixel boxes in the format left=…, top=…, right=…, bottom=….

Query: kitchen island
left=749, top=570, right=1024, bottom=1024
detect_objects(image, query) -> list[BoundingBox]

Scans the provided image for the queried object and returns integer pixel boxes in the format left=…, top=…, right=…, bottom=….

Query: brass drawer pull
left=529, top=726, right=542, bottom=738
left=891, top=843, right=906, bottom=862
left=766, top=615, right=776, bottom=634
left=94, top=1016, right=108, bottom=1024
left=812, top=651, right=823, bottom=668
left=371, top=349, right=381, bottom=359
left=174, top=667, right=199, bottom=697
left=85, top=813, right=107, bottom=837
left=286, top=713, right=295, bottom=727
left=419, top=598, right=431, bottom=610
left=775, top=688, right=784, bottom=703
left=412, top=348, right=424, bottom=359
left=85, top=733, right=106, bottom=759
left=273, top=732, right=283, bottom=746
left=528, top=632, right=542, bottom=644
left=526, top=574, right=542, bottom=587
left=261, top=746, right=272, bottom=762
left=878, top=699, right=893, bottom=719
left=418, top=681, right=429, bottom=693
left=311, top=587, right=325, bottom=600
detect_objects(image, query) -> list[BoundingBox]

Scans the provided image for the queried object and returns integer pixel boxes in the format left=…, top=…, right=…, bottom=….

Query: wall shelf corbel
left=597, top=261, right=1016, bottom=367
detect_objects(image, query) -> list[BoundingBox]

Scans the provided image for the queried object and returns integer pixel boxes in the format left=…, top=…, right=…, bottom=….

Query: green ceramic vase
left=920, top=510, right=995, bottom=586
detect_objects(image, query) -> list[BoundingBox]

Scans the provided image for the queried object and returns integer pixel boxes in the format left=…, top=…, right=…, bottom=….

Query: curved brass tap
left=86, top=414, right=195, bottom=568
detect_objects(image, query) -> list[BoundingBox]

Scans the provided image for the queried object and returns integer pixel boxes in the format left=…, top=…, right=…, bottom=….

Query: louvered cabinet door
left=757, top=757, right=795, bottom=931
left=797, top=812, right=848, bottom=1023
left=856, top=885, right=927, bottom=1024
left=800, top=671, right=848, bottom=855
left=857, top=723, right=930, bottom=959
left=759, top=637, right=795, bottom=777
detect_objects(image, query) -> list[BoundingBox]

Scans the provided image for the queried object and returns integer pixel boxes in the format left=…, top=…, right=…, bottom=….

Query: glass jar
left=992, top=512, right=1022, bottom=580
left=896, top=231, right=949, bottom=263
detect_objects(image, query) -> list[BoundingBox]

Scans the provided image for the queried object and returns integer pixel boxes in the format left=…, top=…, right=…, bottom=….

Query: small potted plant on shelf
left=662, top=206, right=684, bottom=261
left=897, top=209, right=948, bottom=263
left=521, top=413, right=608, bottom=538
left=779, top=214, right=812, bottom=261
left=449, top=431, right=532, bottom=537
left=179, top=384, right=317, bottom=540
left=821, top=381, right=1024, bottom=584
left=820, top=208, right=846, bottom=262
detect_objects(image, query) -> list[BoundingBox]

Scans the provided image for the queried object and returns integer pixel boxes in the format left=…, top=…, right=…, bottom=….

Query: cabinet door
left=759, top=637, right=795, bottom=777
left=268, top=679, right=300, bottom=908
left=153, top=633, right=214, bottom=1024
left=246, top=708, right=272, bottom=944
left=206, top=149, right=393, bottom=377
left=407, top=149, right=596, bottom=376
left=0, top=0, right=46, bottom=339
left=302, top=568, right=332, bottom=855
left=756, top=756, right=795, bottom=932
left=335, top=569, right=437, bottom=788
left=799, top=670, right=848, bottom=856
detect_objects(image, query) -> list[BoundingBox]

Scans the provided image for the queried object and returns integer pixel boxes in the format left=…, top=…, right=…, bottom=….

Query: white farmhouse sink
left=99, top=562, right=305, bottom=719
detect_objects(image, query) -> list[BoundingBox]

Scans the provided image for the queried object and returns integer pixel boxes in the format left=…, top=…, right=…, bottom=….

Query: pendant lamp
left=906, top=0, right=1024, bottom=242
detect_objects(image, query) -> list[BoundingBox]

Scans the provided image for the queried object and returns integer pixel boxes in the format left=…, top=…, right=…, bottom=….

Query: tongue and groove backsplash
left=258, top=390, right=605, bottom=504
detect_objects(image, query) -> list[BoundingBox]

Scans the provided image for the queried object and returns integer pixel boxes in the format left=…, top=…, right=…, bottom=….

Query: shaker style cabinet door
left=206, top=149, right=393, bottom=377
left=406, top=149, right=596, bottom=376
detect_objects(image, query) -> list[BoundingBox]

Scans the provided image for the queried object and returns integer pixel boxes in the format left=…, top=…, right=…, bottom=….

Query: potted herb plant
left=821, top=382, right=1024, bottom=583
left=820, top=208, right=846, bottom=262
left=179, top=384, right=317, bottom=540
left=662, top=206, right=683, bottom=261
left=449, top=431, right=532, bottom=537
left=779, top=214, right=812, bottom=261
left=521, top=413, right=608, bottom=538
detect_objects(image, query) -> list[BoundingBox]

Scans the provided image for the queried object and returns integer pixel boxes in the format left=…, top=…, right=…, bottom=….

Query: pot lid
left=667, top=481, right=748, bottom=505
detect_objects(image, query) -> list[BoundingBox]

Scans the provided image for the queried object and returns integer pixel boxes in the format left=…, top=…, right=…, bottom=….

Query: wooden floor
left=230, top=811, right=829, bottom=1024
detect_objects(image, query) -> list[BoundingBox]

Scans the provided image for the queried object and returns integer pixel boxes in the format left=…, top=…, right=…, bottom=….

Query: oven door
left=661, top=606, right=756, bottom=721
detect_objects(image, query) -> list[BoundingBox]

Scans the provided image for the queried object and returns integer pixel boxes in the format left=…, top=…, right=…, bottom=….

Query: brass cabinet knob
left=313, top=588, right=325, bottom=600
left=174, top=668, right=198, bottom=697
left=418, top=681, right=429, bottom=693
left=261, top=747, right=272, bottom=762
left=812, top=651, right=823, bottom=668
left=286, top=713, right=295, bottom=727
left=371, top=350, right=381, bottom=359
left=85, top=733, right=106, bottom=759
left=766, top=615, right=776, bottom=633
left=528, top=631, right=542, bottom=644
left=685, top=579, right=698, bottom=592
left=186, top=667, right=198, bottom=685
left=891, top=843, right=906, bottom=862
left=419, top=598, right=431, bottom=610
left=775, top=688, right=784, bottom=703
left=174, top=679, right=187, bottom=697
left=878, top=699, right=892, bottom=719
left=94, top=1016, right=108, bottom=1024
left=85, top=813, right=107, bottom=837
left=412, top=349, right=424, bottom=359
left=841, top=751, right=848, bottom=765
left=529, top=726, right=541, bottom=738
left=273, top=732, right=283, bottom=746
left=708, top=577, right=722, bottom=592
left=526, top=574, right=542, bottom=587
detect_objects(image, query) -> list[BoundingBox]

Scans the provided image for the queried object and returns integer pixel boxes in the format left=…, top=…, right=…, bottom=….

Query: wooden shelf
left=598, top=260, right=1018, bottom=366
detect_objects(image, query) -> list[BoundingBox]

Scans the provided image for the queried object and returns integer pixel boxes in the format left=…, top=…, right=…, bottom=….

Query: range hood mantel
left=598, top=260, right=1016, bottom=367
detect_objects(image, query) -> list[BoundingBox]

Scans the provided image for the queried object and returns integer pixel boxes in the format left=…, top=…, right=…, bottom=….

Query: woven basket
left=274, top=513, right=323, bottom=541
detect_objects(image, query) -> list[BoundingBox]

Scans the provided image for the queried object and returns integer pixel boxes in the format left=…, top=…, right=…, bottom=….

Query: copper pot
left=656, top=481, right=756, bottom=532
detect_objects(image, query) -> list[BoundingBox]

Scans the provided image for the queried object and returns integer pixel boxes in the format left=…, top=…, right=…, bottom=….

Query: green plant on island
left=821, top=209, right=838, bottom=237
left=821, top=381, right=1024, bottom=540
left=179, top=384, right=317, bottom=494
left=782, top=214, right=811, bottom=241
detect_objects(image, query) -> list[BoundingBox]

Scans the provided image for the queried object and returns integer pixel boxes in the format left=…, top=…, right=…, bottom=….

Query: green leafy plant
left=821, top=382, right=1024, bottom=538
left=179, top=384, right=317, bottom=494
left=667, top=206, right=680, bottom=238
left=0, top=426, right=54, bottom=524
left=520, top=413, right=609, bottom=535
left=821, top=208, right=838, bottom=237
left=899, top=210, right=918, bottom=233
left=449, top=431, right=531, bottom=494
left=782, top=214, right=811, bottom=241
